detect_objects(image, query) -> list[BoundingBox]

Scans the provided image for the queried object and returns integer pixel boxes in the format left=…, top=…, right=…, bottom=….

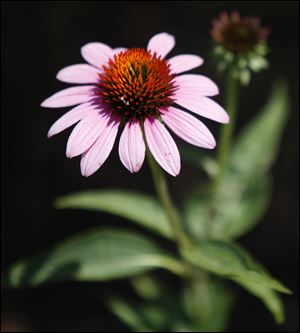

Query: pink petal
left=144, top=118, right=180, bottom=177
left=80, top=116, right=120, bottom=177
left=56, top=64, right=100, bottom=84
left=113, top=47, right=127, bottom=55
left=119, top=119, right=145, bottom=173
left=147, top=32, right=175, bottom=58
left=41, top=86, right=94, bottom=108
left=175, top=95, right=229, bottom=123
left=175, top=74, right=219, bottom=97
left=81, top=42, right=114, bottom=69
left=168, top=54, right=203, bottom=74
left=47, top=103, right=100, bottom=138
left=161, top=107, right=216, bottom=149
left=66, top=112, right=110, bottom=158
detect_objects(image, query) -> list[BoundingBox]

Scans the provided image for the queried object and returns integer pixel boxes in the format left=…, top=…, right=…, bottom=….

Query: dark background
left=1, top=1, right=299, bottom=332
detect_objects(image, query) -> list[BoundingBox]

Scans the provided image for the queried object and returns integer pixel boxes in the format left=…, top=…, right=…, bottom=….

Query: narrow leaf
left=55, top=189, right=173, bottom=239
left=234, top=277, right=285, bottom=324
left=3, top=228, right=184, bottom=288
left=181, top=240, right=291, bottom=294
left=231, top=81, right=289, bottom=176
left=107, top=297, right=152, bottom=332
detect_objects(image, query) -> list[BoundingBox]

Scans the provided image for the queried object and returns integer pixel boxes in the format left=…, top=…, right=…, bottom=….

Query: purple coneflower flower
left=41, top=33, right=229, bottom=176
left=210, top=12, right=270, bottom=84
left=211, top=11, right=269, bottom=54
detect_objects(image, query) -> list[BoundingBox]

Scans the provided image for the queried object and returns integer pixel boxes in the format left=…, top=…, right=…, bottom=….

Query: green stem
left=147, top=151, right=190, bottom=248
left=216, top=73, right=239, bottom=178
left=210, top=73, right=240, bottom=215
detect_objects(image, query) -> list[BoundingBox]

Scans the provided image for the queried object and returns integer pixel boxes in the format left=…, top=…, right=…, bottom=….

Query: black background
left=1, top=1, right=299, bottom=332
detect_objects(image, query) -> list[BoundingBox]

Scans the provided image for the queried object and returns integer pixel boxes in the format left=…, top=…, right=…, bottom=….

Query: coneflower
left=42, top=33, right=228, bottom=176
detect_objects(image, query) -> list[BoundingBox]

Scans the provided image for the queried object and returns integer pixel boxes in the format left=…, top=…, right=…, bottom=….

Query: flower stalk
left=215, top=72, right=239, bottom=182
left=208, top=71, right=240, bottom=230
left=147, top=151, right=190, bottom=248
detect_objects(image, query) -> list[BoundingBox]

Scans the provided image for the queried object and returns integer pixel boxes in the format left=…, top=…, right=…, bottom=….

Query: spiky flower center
left=96, top=48, right=177, bottom=120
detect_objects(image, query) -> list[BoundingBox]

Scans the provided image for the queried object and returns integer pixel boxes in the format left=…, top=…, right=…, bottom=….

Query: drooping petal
left=144, top=118, right=180, bottom=177
left=47, top=103, right=100, bottom=138
left=147, top=32, right=175, bottom=58
left=161, top=107, right=216, bottom=149
left=174, top=74, right=219, bottom=97
left=80, top=115, right=120, bottom=177
left=56, top=64, right=100, bottom=84
left=119, top=119, right=145, bottom=173
left=66, top=112, right=109, bottom=158
left=168, top=54, right=203, bottom=74
left=41, top=86, right=94, bottom=108
left=81, top=42, right=114, bottom=69
left=175, top=95, right=229, bottom=123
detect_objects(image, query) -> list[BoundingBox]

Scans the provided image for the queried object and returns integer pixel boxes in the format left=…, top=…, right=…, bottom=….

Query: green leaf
left=55, top=189, right=173, bottom=240
left=231, top=80, right=289, bottom=177
left=3, top=228, right=184, bottom=288
left=234, top=278, right=285, bottom=324
left=181, top=240, right=291, bottom=294
left=128, top=274, right=196, bottom=331
left=130, top=274, right=162, bottom=301
left=184, top=187, right=211, bottom=239
left=184, top=81, right=289, bottom=240
left=106, top=281, right=186, bottom=332
left=212, top=173, right=271, bottom=239
left=185, top=173, right=271, bottom=240
left=106, top=297, right=153, bottom=332
left=182, top=276, right=235, bottom=332
left=107, top=295, right=185, bottom=332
